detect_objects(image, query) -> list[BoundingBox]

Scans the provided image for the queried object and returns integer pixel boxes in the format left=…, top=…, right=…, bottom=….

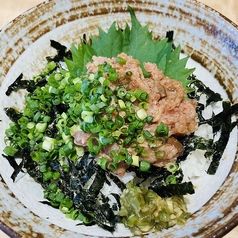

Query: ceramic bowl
left=0, top=0, right=238, bottom=237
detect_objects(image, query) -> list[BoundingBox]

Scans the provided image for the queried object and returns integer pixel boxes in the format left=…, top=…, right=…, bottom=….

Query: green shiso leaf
left=164, top=45, right=195, bottom=91
left=90, top=22, right=126, bottom=57
left=65, top=6, right=195, bottom=92
left=64, top=42, right=96, bottom=78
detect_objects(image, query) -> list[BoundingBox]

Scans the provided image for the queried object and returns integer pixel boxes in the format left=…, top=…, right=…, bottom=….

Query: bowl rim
left=0, top=0, right=238, bottom=237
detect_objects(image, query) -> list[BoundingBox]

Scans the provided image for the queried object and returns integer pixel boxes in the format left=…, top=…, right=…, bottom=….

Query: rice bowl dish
left=0, top=0, right=238, bottom=237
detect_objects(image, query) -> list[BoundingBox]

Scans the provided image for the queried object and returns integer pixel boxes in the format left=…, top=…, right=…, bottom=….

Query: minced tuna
left=73, top=53, right=198, bottom=175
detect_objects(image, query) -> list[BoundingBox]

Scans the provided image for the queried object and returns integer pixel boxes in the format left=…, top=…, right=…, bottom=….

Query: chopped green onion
left=49, top=86, right=60, bottom=94
left=130, top=94, right=137, bottom=102
left=48, top=183, right=58, bottom=192
left=3, top=146, right=18, bottom=156
left=62, top=165, right=70, bottom=173
left=155, top=122, right=169, bottom=137
left=166, top=162, right=179, bottom=173
left=138, top=102, right=148, bottom=109
left=109, top=162, right=118, bottom=171
left=148, top=137, right=158, bottom=148
left=54, top=73, right=62, bottom=81
left=136, top=108, right=147, bottom=120
left=146, top=115, right=154, bottom=123
left=120, top=125, right=128, bottom=135
left=96, top=157, right=109, bottom=170
left=31, top=151, right=40, bottom=162
left=126, top=113, right=136, bottom=122
left=81, top=111, right=94, bottom=123
left=112, top=130, right=121, bottom=138
left=143, top=130, right=153, bottom=140
left=81, top=110, right=94, bottom=120
left=27, top=122, right=35, bottom=130
left=105, top=104, right=116, bottom=114
left=43, top=170, right=53, bottom=181
left=100, top=94, right=108, bottom=102
left=98, top=76, right=104, bottom=84
left=53, top=171, right=60, bottom=180
left=155, top=150, right=165, bottom=159
left=137, top=134, right=145, bottom=143
left=134, top=145, right=143, bottom=155
left=53, top=192, right=64, bottom=203
left=99, top=129, right=109, bottom=137
left=131, top=155, right=139, bottom=167
left=141, top=150, right=149, bottom=157
left=125, top=153, right=133, bottom=165
left=60, top=198, right=73, bottom=213
left=89, top=104, right=100, bottom=114
left=78, top=212, right=94, bottom=225
left=59, top=144, right=74, bottom=156
left=165, top=175, right=177, bottom=185
left=42, top=137, right=56, bottom=152
left=99, top=136, right=115, bottom=146
left=134, top=89, right=148, bottom=102
left=123, top=136, right=132, bottom=145
left=89, top=124, right=102, bottom=134
left=108, top=72, right=118, bottom=82
left=115, top=115, right=125, bottom=128
left=128, top=120, right=144, bottom=134
left=39, top=164, right=47, bottom=173
left=46, top=61, right=57, bottom=71
left=43, top=116, right=51, bottom=123
left=126, top=71, right=132, bottom=77
left=87, top=137, right=102, bottom=156
left=88, top=73, right=95, bottom=80
left=75, top=146, right=85, bottom=157
left=66, top=210, right=80, bottom=220
left=104, top=120, right=117, bottom=131
left=35, top=122, right=47, bottom=133
left=118, top=147, right=128, bottom=157
left=125, top=101, right=133, bottom=110
left=118, top=99, right=126, bottom=109
left=117, top=88, right=127, bottom=98
left=139, top=160, right=151, bottom=172
left=116, top=56, right=127, bottom=65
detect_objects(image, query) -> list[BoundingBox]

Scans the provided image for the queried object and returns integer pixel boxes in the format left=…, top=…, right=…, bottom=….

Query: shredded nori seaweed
left=149, top=181, right=195, bottom=197
left=127, top=166, right=195, bottom=197
left=178, top=76, right=238, bottom=174
left=5, top=73, right=48, bottom=96
left=46, top=39, right=72, bottom=62
left=4, top=107, right=23, bottom=122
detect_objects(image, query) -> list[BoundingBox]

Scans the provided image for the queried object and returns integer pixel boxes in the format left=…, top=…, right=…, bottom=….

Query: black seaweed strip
left=10, top=147, right=31, bottom=182
left=46, top=40, right=72, bottom=62
left=5, top=73, right=23, bottom=96
left=4, top=108, right=23, bottom=122
left=150, top=182, right=195, bottom=198
left=207, top=102, right=232, bottom=174
left=2, top=154, right=19, bottom=171
left=106, top=172, right=126, bottom=190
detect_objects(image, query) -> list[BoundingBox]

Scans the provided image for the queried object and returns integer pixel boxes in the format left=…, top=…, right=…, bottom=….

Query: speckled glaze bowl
left=0, top=0, right=238, bottom=237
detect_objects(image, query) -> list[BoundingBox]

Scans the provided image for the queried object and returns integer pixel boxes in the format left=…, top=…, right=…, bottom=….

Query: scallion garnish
left=134, top=89, right=149, bottom=102
left=96, top=157, right=109, bottom=170
left=139, top=160, right=151, bottom=172
left=166, top=162, right=179, bottom=173
left=116, top=56, right=127, bottom=65
left=155, top=122, right=169, bottom=137
left=165, top=174, right=177, bottom=185
left=87, top=137, right=102, bottom=156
